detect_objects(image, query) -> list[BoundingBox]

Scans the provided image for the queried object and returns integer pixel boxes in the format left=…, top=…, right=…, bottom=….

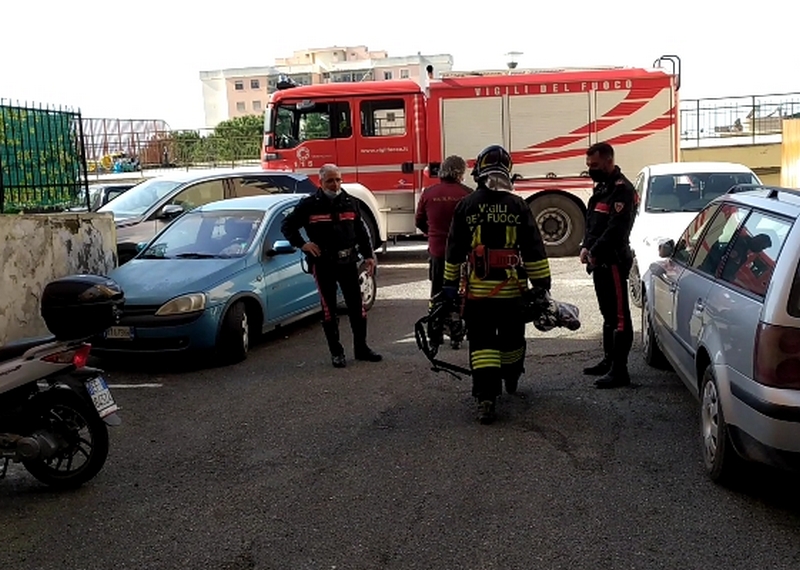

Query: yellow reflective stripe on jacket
left=471, top=224, right=482, bottom=249
left=443, top=261, right=461, bottom=282
left=467, top=279, right=524, bottom=298
left=524, top=259, right=551, bottom=280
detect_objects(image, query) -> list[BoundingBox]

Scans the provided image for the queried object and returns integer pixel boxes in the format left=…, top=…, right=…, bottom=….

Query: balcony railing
left=680, top=92, right=800, bottom=147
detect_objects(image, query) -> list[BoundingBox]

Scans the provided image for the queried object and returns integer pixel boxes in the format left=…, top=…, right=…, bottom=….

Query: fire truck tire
left=528, top=194, right=585, bottom=258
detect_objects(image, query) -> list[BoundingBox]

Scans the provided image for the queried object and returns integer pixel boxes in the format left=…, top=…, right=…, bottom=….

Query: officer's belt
left=469, top=247, right=521, bottom=269
left=320, top=247, right=354, bottom=259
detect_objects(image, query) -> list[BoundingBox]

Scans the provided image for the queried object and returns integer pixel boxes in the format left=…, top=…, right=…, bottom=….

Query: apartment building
left=199, top=46, right=454, bottom=127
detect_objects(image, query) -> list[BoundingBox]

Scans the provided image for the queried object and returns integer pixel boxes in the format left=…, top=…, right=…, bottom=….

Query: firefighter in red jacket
left=415, top=155, right=471, bottom=349
left=441, top=145, right=552, bottom=424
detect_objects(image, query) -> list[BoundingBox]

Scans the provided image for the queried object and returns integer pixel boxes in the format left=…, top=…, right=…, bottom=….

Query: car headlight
left=155, top=293, right=207, bottom=316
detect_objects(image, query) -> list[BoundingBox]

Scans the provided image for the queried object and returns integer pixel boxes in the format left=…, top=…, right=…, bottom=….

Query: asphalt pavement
left=2, top=244, right=800, bottom=570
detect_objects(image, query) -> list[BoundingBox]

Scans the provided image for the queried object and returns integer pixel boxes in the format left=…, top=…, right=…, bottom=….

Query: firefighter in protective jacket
left=441, top=145, right=552, bottom=424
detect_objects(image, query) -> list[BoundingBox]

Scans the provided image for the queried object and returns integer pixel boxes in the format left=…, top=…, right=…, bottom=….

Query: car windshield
left=645, top=172, right=760, bottom=213
left=140, top=210, right=265, bottom=259
left=98, top=178, right=183, bottom=219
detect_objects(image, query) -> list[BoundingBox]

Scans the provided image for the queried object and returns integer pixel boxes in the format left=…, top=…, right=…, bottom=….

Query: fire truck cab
left=262, top=56, right=680, bottom=257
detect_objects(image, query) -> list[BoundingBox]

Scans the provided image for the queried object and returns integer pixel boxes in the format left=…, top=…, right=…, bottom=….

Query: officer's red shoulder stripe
left=340, top=212, right=356, bottom=221
left=594, top=202, right=610, bottom=213
left=309, top=214, right=332, bottom=223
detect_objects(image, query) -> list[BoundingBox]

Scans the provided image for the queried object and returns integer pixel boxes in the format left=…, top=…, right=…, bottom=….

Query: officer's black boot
left=323, top=319, right=346, bottom=368
left=351, top=316, right=382, bottom=362
left=584, top=325, right=613, bottom=376
left=595, top=330, right=633, bottom=388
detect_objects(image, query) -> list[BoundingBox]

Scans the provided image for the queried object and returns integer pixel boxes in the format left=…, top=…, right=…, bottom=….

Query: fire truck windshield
left=268, top=101, right=347, bottom=150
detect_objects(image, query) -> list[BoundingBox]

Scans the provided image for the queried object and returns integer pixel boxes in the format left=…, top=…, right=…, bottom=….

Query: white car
left=628, top=162, right=761, bottom=308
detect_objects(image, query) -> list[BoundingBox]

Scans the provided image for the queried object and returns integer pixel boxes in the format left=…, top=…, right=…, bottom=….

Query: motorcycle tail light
left=43, top=343, right=91, bottom=368
left=73, top=344, right=91, bottom=369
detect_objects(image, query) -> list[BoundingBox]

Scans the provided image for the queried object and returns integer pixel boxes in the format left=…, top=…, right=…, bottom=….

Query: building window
left=236, top=101, right=246, bottom=112
left=383, top=71, right=393, bottom=81
left=360, top=99, right=406, bottom=137
left=250, top=79, right=260, bottom=89
left=400, top=69, right=409, bottom=79
left=252, top=100, right=262, bottom=111
left=234, top=81, right=244, bottom=91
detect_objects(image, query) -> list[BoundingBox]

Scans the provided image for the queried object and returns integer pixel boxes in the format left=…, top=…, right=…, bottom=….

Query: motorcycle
left=0, top=274, right=124, bottom=489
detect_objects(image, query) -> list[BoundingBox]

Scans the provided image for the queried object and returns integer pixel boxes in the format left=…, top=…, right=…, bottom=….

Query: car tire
left=216, top=301, right=249, bottom=364
left=642, top=294, right=670, bottom=370
left=700, top=364, right=743, bottom=484
left=359, top=261, right=377, bottom=312
left=629, top=259, right=643, bottom=308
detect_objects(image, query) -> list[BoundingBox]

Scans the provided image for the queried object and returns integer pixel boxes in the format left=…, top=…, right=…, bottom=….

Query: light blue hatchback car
left=91, top=194, right=377, bottom=363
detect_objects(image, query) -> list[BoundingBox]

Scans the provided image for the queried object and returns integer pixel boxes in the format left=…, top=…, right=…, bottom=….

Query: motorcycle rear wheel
left=22, top=388, right=109, bottom=489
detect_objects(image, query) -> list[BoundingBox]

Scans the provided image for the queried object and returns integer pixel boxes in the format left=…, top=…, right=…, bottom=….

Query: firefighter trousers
left=464, top=298, right=526, bottom=401
left=311, top=259, right=367, bottom=357
left=591, top=261, right=633, bottom=370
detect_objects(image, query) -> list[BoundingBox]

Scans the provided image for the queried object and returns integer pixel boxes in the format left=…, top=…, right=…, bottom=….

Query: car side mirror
left=658, top=239, right=675, bottom=258
left=266, top=239, right=296, bottom=257
left=135, top=241, right=148, bottom=253
left=158, top=204, right=184, bottom=219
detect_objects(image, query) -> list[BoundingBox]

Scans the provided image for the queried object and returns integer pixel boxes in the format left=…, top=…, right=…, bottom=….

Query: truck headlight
left=155, top=293, right=207, bottom=316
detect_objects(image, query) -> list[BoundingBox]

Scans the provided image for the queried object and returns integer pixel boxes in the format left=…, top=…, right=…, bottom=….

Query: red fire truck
left=262, top=55, right=680, bottom=256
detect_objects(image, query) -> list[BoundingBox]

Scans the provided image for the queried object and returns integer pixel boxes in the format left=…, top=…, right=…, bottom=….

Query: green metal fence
left=0, top=100, right=89, bottom=213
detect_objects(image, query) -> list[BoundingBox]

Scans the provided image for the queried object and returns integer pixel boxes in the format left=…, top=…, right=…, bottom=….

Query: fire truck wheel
left=529, top=194, right=585, bottom=258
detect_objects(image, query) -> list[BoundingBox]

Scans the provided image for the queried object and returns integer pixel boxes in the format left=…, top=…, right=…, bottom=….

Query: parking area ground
left=2, top=247, right=800, bottom=570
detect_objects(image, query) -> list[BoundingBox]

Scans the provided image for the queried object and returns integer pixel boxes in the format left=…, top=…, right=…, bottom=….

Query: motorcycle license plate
left=85, top=377, right=118, bottom=418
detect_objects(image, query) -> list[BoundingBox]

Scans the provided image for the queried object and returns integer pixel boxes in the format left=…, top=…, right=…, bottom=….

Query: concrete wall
left=0, top=213, right=117, bottom=345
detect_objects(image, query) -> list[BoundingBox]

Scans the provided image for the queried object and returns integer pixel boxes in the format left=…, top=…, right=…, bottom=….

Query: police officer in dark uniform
left=441, top=145, right=552, bottom=424
left=281, top=164, right=382, bottom=368
left=579, top=142, right=638, bottom=388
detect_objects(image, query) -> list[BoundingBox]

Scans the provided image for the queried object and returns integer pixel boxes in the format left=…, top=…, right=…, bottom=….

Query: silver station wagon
left=641, top=184, right=800, bottom=483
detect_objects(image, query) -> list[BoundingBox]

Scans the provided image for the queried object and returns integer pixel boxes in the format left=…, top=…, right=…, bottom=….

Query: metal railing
left=80, top=118, right=263, bottom=175
left=0, top=100, right=89, bottom=213
left=680, top=92, right=800, bottom=147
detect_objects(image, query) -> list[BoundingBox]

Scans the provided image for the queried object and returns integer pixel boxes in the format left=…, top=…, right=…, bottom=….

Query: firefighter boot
left=323, top=319, right=346, bottom=368
left=595, top=330, right=633, bottom=388
left=474, top=373, right=501, bottom=424
left=477, top=399, right=497, bottom=424
left=351, top=316, right=382, bottom=362
left=584, top=325, right=614, bottom=376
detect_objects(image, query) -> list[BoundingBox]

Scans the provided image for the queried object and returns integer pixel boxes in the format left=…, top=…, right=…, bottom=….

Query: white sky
left=1, top=0, right=796, bottom=130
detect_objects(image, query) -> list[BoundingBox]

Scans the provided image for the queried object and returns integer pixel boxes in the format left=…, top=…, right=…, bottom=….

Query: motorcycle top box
left=40, top=275, right=124, bottom=340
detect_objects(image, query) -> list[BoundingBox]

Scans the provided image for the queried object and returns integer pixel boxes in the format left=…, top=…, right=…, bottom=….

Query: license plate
left=85, top=377, right=118, bottom=418
left=105, top=326, right=134, bottom=340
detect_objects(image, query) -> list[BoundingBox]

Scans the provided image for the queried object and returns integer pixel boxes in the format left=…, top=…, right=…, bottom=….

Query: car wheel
left=629, top=260, right=643, bottom=308
left=358, top=261, right=376, bottom=312
left=216, top=301, right=249, bottom=364
left=700, top=364, right=743, bottom=484
left=642, top=294, right=670, bottom=370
